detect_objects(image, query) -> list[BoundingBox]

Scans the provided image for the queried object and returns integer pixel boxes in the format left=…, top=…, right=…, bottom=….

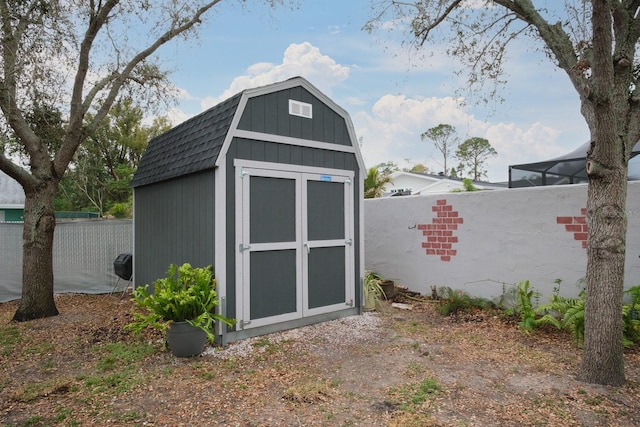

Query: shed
left=0, top=170, right=25, bottom=222
left=131, top=77, right=365, bottom=343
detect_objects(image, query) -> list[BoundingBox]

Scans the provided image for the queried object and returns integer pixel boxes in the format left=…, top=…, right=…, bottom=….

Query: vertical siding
left=238, top=88, right=350, bottom=146
left=276, top=90, right=290, bottom=136
left=134, top=171, right=215, bottom=288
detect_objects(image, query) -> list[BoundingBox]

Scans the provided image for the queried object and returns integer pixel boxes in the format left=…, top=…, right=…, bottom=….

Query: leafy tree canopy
left=455, top=137, right=497, bottom=181
left=420, top=124, right=458, bottom=176
left=405, top=163, right=429, bottom=174
left=375, top=161, right=400, bottom=176
left=57, top=98, right=171, bottom=217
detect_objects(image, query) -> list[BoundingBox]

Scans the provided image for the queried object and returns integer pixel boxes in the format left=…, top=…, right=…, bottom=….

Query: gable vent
left=289, top=99, right=312, bottom=119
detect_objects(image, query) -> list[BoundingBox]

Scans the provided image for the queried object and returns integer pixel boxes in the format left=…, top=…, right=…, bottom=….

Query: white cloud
left=461, top=0, right=494, bottom=9
left=345, top=96, right=367, bottom=106
left=166, top=107, right=191, bottom=126
left=173, top=86, right=197, bottom=102
left=200, top=42, right=350, bottom=110
left=353, top=94, right=567, bottom=182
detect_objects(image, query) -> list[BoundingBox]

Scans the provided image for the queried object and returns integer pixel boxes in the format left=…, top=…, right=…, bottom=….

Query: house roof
left=0, top=170, right=25, bottom=207
left=131, top=92, right=242, bottom=188
left=384, top=171, right=506, bottom=196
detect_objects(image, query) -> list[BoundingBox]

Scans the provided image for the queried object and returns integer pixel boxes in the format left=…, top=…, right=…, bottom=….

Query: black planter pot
left=166, top=321, right=208, bottom=357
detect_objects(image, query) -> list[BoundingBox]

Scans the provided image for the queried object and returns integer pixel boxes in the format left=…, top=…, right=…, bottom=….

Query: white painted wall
left=365, top=182, right=640, bottom=302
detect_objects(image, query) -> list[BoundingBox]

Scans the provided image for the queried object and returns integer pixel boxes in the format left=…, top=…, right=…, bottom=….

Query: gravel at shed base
left=204, top=312, right=382, bottom=359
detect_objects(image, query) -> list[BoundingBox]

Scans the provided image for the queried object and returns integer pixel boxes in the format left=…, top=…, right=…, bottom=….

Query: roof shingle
left=131, top=92, right=242, bottom=188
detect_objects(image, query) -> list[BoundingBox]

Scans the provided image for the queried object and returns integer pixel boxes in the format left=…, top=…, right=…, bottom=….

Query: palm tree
left=364, top=167, right=392, bottom=199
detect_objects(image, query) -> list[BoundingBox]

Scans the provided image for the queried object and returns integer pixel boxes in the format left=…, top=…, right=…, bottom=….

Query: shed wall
left=238, top=87, right=351, bottom=146
left=134, top=170, right=215, bottom=287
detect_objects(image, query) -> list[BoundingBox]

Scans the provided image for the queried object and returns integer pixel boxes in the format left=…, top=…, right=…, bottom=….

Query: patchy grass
left=1, top=294, right=639, bottom=426
left=0, top=325, right=22, bottom=355
left=387, top=377, right=441, bottom=412
left=12, top=377, right=74, bottom=403
left=283, top=379, right=337, bottom=404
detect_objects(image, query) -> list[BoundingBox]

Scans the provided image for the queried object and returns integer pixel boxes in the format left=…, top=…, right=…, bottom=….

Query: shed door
left=236, top=165, right=354, bottom=330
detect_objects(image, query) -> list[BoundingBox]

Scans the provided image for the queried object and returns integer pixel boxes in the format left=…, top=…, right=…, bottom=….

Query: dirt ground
left=1, top=292, right=639, bottom=427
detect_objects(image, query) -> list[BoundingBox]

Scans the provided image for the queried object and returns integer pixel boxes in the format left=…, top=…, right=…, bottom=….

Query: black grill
left=114, top=253, right=133, bottom=280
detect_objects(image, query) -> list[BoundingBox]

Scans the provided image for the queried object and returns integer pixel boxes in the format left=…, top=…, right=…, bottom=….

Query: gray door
left=236, top=164, right=354, bottom=329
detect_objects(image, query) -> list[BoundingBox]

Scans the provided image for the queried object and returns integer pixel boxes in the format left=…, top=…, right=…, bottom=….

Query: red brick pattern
left=417, top=199, right=463, bottom=262
left=557, top=208, right=588, bottom=249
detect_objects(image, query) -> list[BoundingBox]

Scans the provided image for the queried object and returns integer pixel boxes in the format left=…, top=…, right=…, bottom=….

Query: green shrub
left=108, top=202, right=132, bottom=218
left=436, top=286, right=490, bottom=316
left=622, top=285, right=640, bottom=347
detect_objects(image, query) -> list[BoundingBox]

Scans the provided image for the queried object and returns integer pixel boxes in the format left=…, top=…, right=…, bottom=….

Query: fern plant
left=127, top=263, right=236, bottom=342
left=622, top=285, right=640, bottom=347
left=535, top=284, right=640, bottom=348
left=513, top=280, right=544, bottom=333
left=560, top=297, right=586, bottom=346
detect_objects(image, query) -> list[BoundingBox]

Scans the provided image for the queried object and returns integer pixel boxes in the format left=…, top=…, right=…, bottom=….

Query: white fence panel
left=0, top=220, right=132, bottom=302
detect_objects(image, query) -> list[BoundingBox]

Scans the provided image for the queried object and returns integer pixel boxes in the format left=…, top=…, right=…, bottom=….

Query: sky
left=153, top=0, right=590, bottom=183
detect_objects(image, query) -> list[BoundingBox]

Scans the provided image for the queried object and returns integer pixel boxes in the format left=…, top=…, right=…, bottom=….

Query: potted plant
left=127, top=263, right=235, bottom=357
left=364, top=271, right=385, bottom=311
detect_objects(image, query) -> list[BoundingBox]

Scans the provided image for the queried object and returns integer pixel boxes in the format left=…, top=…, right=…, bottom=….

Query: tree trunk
left=576, top=0, right=630, bottom=386
left=579, top=144, right=627, bottom=386
left=12, top=180, right=59, bottom=321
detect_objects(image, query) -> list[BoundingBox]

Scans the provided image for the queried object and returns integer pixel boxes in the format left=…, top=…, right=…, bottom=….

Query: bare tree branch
left=410, top=0, right=464, bottom=44
left=55, top=0, right=224, bottom=177
left=0, top=0, right=47, bottom=165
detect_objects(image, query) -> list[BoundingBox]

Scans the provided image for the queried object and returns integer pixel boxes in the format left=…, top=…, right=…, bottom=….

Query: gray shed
left=131, top=77, right=365, bottom=343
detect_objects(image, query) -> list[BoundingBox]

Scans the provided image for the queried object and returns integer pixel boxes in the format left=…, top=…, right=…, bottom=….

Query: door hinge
left=239, top=243, right=251, bottom=252
left=346, top=299, right=353, bottom=307
left=345, top=178, right=352, bottom=184
left=345, top=238, right=353, bottom=246
left=239, top=319, right=252, bottom=329
left=239, top=168, right=250, bottom=178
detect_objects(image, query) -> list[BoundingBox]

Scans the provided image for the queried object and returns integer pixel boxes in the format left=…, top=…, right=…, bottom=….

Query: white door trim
left=234, top=160, right=355, bottom=329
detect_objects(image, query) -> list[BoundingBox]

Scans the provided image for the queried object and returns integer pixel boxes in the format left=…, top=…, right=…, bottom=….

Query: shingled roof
left=131, top=92, right=242, bottom=188
left=0, top=170, right=25, bottom=207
